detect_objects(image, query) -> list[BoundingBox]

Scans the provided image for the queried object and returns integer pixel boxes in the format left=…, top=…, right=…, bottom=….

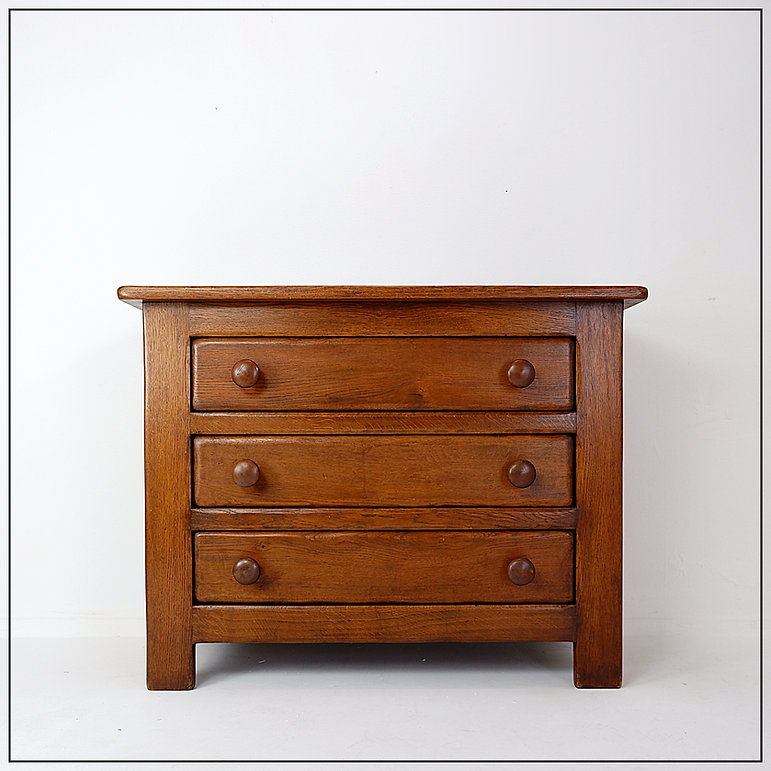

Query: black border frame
left=6, top=6, right=764, bottom=765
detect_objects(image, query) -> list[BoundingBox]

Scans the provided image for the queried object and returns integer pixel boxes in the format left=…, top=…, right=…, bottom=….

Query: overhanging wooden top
left=118, top=285, right=648, bottom=309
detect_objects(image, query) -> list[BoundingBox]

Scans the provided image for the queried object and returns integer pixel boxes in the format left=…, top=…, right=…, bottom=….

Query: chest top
left=118, top=284, right=647, bottom=308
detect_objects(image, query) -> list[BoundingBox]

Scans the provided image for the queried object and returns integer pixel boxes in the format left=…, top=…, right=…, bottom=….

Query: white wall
left=10, top=10, right=759, bottom=635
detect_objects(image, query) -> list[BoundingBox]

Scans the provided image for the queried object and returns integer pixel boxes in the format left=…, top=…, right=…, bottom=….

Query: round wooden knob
left=507, top=359, right=536, bottom=388
left=233, top=459, right=260, bottom=487
left=232, top=359, right=260, bottom=388
left=508, top=460, right=536, bottom=488
left=233, top=558, right=261, bottom=585
left=508, top=558, right=535, bottom=586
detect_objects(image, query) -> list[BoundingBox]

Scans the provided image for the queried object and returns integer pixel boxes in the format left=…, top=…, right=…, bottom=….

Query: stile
left=143, top=303, right=195, bottom=690
left=573, top=302, right=624, bottom=688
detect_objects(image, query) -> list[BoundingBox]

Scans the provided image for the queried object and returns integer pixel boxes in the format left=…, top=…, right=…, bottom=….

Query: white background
left=8, top=7, right=761, bottom=763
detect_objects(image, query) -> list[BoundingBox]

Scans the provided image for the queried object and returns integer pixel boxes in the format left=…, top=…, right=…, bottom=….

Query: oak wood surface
left=194, top=531, right=574, bottom=604
left=188, top=301, right=576, bottom=337
left=573, top=302, right=624, bottom=688
left=142, top=303, right=195, bottom=690
left=193, top=434, right=574, bottom=507
left=118, top=284, right=648, bottom=306
left=122, top=284, right=645, bottom=688
left=189, top=410, right=577, bottom=435
left=190, top=506, right=578, bottom=531
left=192, top=337, right=574, bottom=412
left=190, top=301, right=576, bottom=338
left=192, top=604, right=577, bottom=643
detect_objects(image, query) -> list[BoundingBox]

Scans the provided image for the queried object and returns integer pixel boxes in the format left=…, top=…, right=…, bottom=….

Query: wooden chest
left=118, top=285, right=647, bottom=689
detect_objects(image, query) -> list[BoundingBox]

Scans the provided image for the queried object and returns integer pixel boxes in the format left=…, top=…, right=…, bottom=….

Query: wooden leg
left=143, top=303, right=195, bottom=690
left=146, top=642, right=196, bottom=691
left=573, top=625, right=622, bottom=689
left=573, top=302, right=623, bottom=688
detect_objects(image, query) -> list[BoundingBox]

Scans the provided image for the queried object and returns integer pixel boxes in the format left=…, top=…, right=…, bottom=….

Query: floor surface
left=8, top=622, right=761, bottom=764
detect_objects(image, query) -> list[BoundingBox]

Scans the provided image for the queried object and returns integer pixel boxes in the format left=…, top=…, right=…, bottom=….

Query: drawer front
left=192, top=337, right=574, bottom=412
left=194, top=531, right=575, bottom=603
left=193, top=435, right=573, bottom=507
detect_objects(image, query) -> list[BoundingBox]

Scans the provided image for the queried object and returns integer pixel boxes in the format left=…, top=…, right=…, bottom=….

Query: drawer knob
left=233, top=459, right=260, bottom=487
left=232, top=359, right=261, bottom=388
left=507, top=558, right=535, bottom=586
left=233, top=557, right=261, bottom=585
left=507, top=359, right=536, bottom=388
left=508, top=460, right=536, bottom=488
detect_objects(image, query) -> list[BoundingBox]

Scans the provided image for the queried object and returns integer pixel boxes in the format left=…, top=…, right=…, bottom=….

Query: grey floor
left=8, top=621, right=760, bottom=763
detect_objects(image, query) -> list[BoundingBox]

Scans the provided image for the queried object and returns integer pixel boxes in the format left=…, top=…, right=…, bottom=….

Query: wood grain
left=192, top=604, right=578, bottom=644
left=192, top=337, right=574, bottom=412
left=122, top=285, right=645, bottom=688
left=193, top=435, right=574, bottom=507
left=190, top=506, right=578, bottom=531
left=143, top=303, right=194, bottom=690
left=194, top=531, right=574, bottom=604
left=118, top=284, right=648, bottom=306
left=187, top=301, right=576, bottom=336
left=573, top=302, right=624, bottom=688
left=189, top=411, right=577, bottom=436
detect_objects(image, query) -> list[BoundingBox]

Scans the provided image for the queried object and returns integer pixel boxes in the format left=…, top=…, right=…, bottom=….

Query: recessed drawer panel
left=191, top=337, right=574, bottom=412
left=193, top=435, right=574, bottom=507
left=194, top=531, right=575, bottom=604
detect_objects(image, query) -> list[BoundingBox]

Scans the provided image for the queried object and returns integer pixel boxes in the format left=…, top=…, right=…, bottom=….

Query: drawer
left=193, top=435, right=573, bottom=507
left=191, top=337, right=574, bottom=412
left=194, top=531, right=575, bottom=604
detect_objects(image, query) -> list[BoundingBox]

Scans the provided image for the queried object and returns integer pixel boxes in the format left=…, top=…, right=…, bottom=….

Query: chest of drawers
left=118, top=285, right=647, bottom=689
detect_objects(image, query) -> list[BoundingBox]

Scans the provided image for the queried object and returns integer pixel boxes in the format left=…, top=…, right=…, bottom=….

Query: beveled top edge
left=118, top=285, right=648, bottom=309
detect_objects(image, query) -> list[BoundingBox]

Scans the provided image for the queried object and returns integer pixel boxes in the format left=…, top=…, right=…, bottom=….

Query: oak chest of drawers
left=118, top=285, right=647, bottom=689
